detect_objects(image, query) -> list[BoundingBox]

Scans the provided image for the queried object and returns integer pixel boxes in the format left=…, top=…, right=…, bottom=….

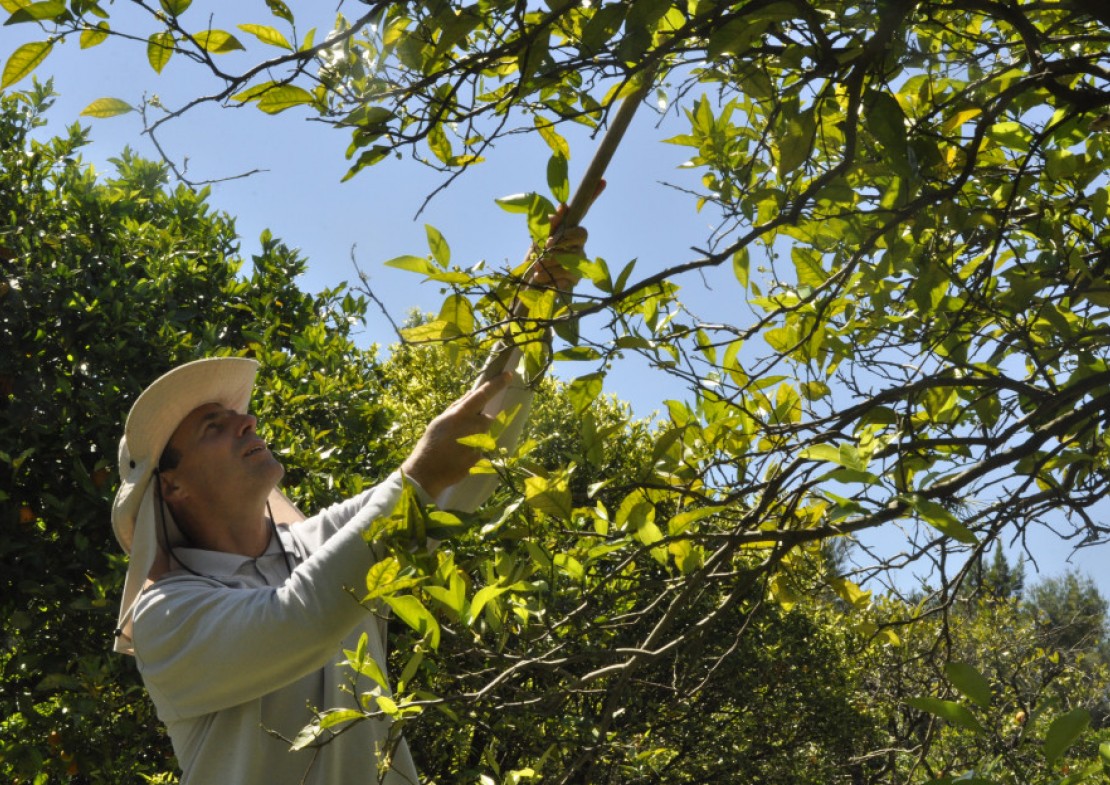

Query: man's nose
left=236, top=413, right=257, bottom=436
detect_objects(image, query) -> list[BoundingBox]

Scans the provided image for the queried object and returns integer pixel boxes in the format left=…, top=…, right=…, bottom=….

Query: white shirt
left=132, top=471, right=421, bottom=785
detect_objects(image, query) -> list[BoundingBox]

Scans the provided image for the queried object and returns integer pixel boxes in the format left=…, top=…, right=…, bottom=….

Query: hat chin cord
left=153, top=470, right=295, bottom=579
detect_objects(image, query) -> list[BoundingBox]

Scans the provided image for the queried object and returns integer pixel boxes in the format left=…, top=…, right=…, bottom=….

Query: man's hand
left=524, top=202, right=592, bottom=292
left=400, top=372, right=512, bottom=500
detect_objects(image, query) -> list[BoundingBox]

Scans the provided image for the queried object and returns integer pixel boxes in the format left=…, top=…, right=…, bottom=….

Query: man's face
left=161, top=402, right=284, bottom=508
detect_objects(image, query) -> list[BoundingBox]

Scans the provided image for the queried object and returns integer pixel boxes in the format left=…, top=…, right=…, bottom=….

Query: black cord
left=154, top=468, right=204, bottom=578
left=267, top=500, right=297, bottom=579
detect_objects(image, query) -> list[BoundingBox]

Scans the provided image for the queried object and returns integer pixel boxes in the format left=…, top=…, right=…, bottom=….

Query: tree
left=855, top=573, right=1110, bottom=784
left=4, top=2, right=1110, bottom=782
left=0, top=83, right=390, bottom=784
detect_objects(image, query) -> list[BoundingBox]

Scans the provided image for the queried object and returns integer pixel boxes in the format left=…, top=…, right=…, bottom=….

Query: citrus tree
left=0, top=83, right=391, bottom=783
left=4, top=1, right=1110, bottom=782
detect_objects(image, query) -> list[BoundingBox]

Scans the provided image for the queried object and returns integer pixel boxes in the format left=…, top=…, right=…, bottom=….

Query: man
left=110, top=220, right=587, bottom=784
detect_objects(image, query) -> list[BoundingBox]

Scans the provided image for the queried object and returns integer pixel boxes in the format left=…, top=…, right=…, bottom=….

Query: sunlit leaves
left=158, top=0, right=190, bottom=16
left=79, top=96, right=134, bottom=118
left=191, top=29, right=244, bottom=54
left=1043, top=709, right=1091, bottom=768
left=146, top=31, right=173, bottom=73
left=237, top=23, right=292, bottom=51
left=906, top=697, right=987, bottom=734
left=908, top=495, right=978, bottom=544
left=256, top=85, right=315, bottom=114
left=1, top=40, right=51, bottom=88
left=3, top=0, right=64, bottom=24
left=265, top=0, right=293, bottom=24
left=79, top=22, right=108, bottom=49
left=945, top=661, right=991, bottom=710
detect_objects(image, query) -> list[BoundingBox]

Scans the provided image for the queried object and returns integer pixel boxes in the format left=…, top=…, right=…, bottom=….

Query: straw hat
left=111, top=356, right=301, bottom=655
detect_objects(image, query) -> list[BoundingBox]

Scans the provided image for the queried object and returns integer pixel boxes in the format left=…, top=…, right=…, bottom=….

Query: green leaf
left=425, top=224, right=450, bottom=267
left=383, top=595, right=441, bottom=649
left=192, top=29, right=244, bottom=53
left=317, top=707, right=363, bottom=730
left=567, top=372, right=604, bottom=414
left=944, top=662, right=991, bottom=710
left=238, top=22, right=292, bottom=50
left=385, top=255, right=438, bottom=277
left=524, top=475, right=573, bottom=519
left=909, top=496, right=978, bottom=544
left=792, top=247, right=826, bottom=289
left=4, top=0, right=64, bottom=24
left=547, top=153, right=569, bottom=203
left=79, top=22, right=109, bottom=49
left=427, top=123, right=453, bottom=164
left=289, top=718, right=324, bottom=751
left=375, top=695, right=399, bottom=716
left=159, top=0, right=191, bottom=15
left=265, top=0, right=293, bottom=24
left=400, top=320, right=452, bottom=343
left=732, top=247, right=749, bottom=289
left=256, top=84, right=315, bottom=114
left=777, top=108, right=815, bottom=176
left=457, top=433, right=497, bottom=451
left=866, top=90, right=910, bottom=172
left=364, top=557, right=401, bottom=600
left=906, top=697, right=985, bottom=734
left=534, top=116, right=570, bottom=158
left=342, top=634, right=389, bottom=690
left=1043, top=708, right=1090, bottom=768
left=467, top=584, right=508, bottom=626
left=147, top=31, right=174, bottom=74
left=79, top=97, right=135, bottom=118
left=495, top=193, right=535, bottom=213
left=425, top=574, right=466, bottom=616
left=1, top=40, right=52, bottom=89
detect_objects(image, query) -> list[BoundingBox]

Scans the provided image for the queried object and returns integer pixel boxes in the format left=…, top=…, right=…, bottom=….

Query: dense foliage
left=4, top=0, right=1110, bottom=782
left=0, top=84, right=391, bottom=783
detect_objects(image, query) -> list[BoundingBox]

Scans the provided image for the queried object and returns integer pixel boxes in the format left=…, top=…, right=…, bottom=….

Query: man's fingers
left=460, top=371, right=512, bottom=413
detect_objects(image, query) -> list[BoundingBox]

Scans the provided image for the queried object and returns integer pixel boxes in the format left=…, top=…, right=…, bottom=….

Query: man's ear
left=159, top=470, right=186, bottom=503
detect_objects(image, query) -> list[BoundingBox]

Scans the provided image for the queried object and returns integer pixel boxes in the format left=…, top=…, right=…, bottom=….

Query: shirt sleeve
left=132, top=471, right=411, bottom=721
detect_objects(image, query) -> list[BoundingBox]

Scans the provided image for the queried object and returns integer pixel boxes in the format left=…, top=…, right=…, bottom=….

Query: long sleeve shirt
left=132, top=471, right=420, bottom=785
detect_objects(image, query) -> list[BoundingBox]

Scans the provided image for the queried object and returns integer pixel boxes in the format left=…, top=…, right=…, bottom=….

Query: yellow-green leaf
left=534, top=116, right=570, bottom=158
left=147, top=31, right=174, bottom=73
left=237, top=22, right=292, bottom=50
left=265, top=0, right=293, bottom=24
left=256, top=84, right=315, bottom=114
left=910, top=495, right=978, bottom=544
left=192, top=29, right=244, bottom=53
left=425, top=224, right=450, bottom=267
left=457, top=433, right=497, bottom=452
left=524, top=475, right=573, bottom=520
left=941, top=107, right=982, bottom=135
left=231, top=80, right=277, bottom=103
left=159, top=0, right=191, bottom=15
left=4, top=0, right=64, bottom=23
left=1044, top=708, right=1091, bottom=768
left=383, top=595, right=440, bottom=649
left=2, top=40, right=52, bottom=89
left=80, top=22, right=109, bottom=49
left=79, top=97, right=134, bottom=118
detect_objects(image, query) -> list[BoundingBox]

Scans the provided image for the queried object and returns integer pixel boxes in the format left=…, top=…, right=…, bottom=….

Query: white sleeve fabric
left=435, top=361, right=534, bottom=512
left=132, top=472, right=410, bottom=721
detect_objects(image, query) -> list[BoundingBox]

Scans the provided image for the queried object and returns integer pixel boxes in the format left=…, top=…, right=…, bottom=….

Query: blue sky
left=5, top=5, right=1108, bottom=599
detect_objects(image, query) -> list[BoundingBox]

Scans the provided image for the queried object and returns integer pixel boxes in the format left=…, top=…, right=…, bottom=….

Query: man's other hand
left=399, top=372, right=512, bottom=500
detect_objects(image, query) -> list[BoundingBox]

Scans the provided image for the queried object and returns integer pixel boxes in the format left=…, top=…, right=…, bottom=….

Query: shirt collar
left=171, top=525, right=293, bottom=578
